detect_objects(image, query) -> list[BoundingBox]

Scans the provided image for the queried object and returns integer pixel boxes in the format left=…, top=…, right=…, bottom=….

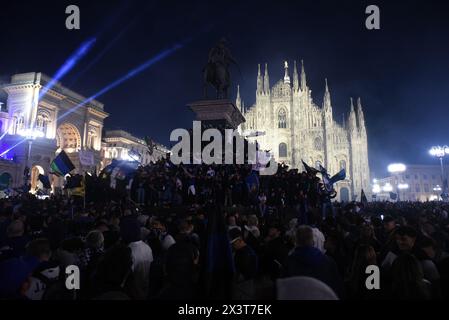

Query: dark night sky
left=1, top=0, right=449, bottom=177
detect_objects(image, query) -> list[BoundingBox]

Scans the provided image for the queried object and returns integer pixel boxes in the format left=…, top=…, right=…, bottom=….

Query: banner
left=79, top=150, right=95, bottom=166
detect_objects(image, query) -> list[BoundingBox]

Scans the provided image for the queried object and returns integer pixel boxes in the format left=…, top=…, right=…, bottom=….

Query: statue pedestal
left=187, top=99, right=245, bottom=130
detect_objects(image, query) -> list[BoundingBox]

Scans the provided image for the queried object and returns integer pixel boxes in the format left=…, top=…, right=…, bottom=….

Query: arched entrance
left=56, top=123, right=81, bottom=152
left=30, top=165, right=44, bottom=193
left=340, top=187, right=350, bottom=202
left=0, top=172, right=12, bottom=190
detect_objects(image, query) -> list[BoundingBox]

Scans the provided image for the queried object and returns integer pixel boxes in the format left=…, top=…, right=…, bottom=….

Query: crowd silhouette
left=0, top=158, right=448, bottom=300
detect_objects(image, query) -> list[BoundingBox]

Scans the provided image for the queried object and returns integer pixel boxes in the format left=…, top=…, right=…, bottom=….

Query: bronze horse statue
left=203, top=38, right=237, bottom=99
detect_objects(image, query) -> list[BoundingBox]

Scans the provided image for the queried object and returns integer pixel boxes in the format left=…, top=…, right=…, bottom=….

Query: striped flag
left=50, top=150, right=75, bottom=176
left=301, top=159, right=319, bottom=175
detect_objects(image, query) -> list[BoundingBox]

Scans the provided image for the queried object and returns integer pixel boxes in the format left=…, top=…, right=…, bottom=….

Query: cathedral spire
left=283, top=61, right=291, bottom=85
left=236, top=84, right=241, bottom=111
left=323, top=78, right=331, bottom=110
left=300, top=59, right=307, bottom=91
left=293, top=60, right=299, bottom=92
left=257, top=64, right=263, bottom=94
left=357, top=97, right=366, bottom=133
left=348, top=97, right=357, bottom=132
left=264, top=63, right=270, bottom=94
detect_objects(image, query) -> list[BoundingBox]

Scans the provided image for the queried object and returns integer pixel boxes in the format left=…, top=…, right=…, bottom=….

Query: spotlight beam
left=2, top=41, right=188, bottom=156
left=38, top=38, right=97, bottom=101
left=58, top=41, right=187, bottom=122
left=0, top=138, right=27, bottom=157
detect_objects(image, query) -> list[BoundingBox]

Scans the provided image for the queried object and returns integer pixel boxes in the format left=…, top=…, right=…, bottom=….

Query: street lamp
left=388, top=163, right=406, bottom=201
left=429, top=145, right=449, bottom=201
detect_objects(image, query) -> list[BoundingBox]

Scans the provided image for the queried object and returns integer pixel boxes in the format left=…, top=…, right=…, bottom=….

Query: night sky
left=1, top=0, right=448, bottom=177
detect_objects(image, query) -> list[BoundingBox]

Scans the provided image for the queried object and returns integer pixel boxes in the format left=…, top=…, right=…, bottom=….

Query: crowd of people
left=0, top=157, right=448, bottom=300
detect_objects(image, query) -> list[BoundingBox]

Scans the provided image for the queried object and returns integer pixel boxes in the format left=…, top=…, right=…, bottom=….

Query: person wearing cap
left=261, top=224, right=288, bottom=280
left=228, top=228, right=258, bottom=299
left=381, top=226, right=440, bottom=289
left=1, top=219, right=30, bottom=260
left=378, top=215, right=397, bottom=261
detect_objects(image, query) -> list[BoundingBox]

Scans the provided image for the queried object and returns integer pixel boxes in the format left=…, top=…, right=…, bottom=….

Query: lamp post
left=388, top=163, right=406, bottom=201
left=429, top=146, right=449, bottom=201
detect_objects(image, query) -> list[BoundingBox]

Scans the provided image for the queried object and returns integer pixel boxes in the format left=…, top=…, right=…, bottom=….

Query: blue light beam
left=58, top=41, right=187, bottom=121
left=38, top=38, right=97, bottom=100
left=3, top=39, right=189, bottom=155
left=0, top=139, right=27, bottom=157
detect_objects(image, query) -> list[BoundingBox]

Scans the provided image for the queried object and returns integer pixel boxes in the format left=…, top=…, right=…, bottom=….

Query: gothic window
left=16, top=116, right=24, bottom=133
left=36, top=112, right=50, bottom=134
left=339, top=160, right=347, bottom=171
left=87, top=129, right=97, bottom=149
left=279, top=143, right=287, bottom=158
left=314, top=137, right=322, bottom=151
left=278, top=108, right=287, bottom=128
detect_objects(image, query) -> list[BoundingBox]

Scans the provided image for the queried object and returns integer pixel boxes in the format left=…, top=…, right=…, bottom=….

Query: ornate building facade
left=102, top=130, right=169, bottom=167
left=239, top=61, right=370, bottom=201
left=0, top=72, right=108, bottom=192
left=0, top=72, right=167, bottom=194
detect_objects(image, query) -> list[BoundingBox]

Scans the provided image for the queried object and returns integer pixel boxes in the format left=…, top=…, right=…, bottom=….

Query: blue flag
left=330, top=169, right=346, bottom=184
left=38, top=174, right=51, bottom=189
left=50, top=150, right=75, bottom=176
left=389, top=192, right=398, bottom=200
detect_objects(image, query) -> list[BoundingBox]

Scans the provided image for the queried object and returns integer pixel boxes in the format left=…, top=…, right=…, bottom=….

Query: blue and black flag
left=50, top=150, right=75, bottom=176
left=301, top=159, right=319, bottom=175
left=38, top=174, right=51, bottom=189
left=201, top=206, right=235, bottom=299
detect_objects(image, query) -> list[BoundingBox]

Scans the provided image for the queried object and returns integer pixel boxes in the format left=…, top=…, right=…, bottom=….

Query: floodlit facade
left=0, top=72, right=108, bottom=192
left=0, top=73, right=168, bottom=193
left=373, top=165, right=449, bottom=202
left=102, top=130, right=169, bottom=167
left=239, top=61, right=370, bottom=201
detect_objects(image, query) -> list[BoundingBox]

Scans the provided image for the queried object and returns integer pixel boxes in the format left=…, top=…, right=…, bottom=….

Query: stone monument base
left=187, top=99, right=245, bottom=130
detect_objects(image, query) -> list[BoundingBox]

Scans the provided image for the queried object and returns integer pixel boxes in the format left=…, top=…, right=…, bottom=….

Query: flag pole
left=83, top=172, right=86, bottom=210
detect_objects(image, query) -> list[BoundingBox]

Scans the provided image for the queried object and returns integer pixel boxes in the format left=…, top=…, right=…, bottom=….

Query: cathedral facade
left=238, top=61, right=370, bottom=202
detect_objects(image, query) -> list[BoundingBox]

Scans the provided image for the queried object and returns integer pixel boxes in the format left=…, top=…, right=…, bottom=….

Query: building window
left=314, top=137, right=322, bottom=151
left=432, top=175, right=436, bottom=180
left=36, top=113, right=50, bottom=135
left=87, top=129, right=97, bottom=149
left=415, top=174, right=418, bottom=180
left=416, top=185, right=420, bottom=192
left=405, top=174, right=410, bottom=179
left=15, top=116, right=24, bottom=133
left=424, top=184, right=429, bottom=192
left=423, top=174, right=427, bottom=180
left=278, top=109, right=287, bottom=128
left=279, top=143, right=287, bottom=158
